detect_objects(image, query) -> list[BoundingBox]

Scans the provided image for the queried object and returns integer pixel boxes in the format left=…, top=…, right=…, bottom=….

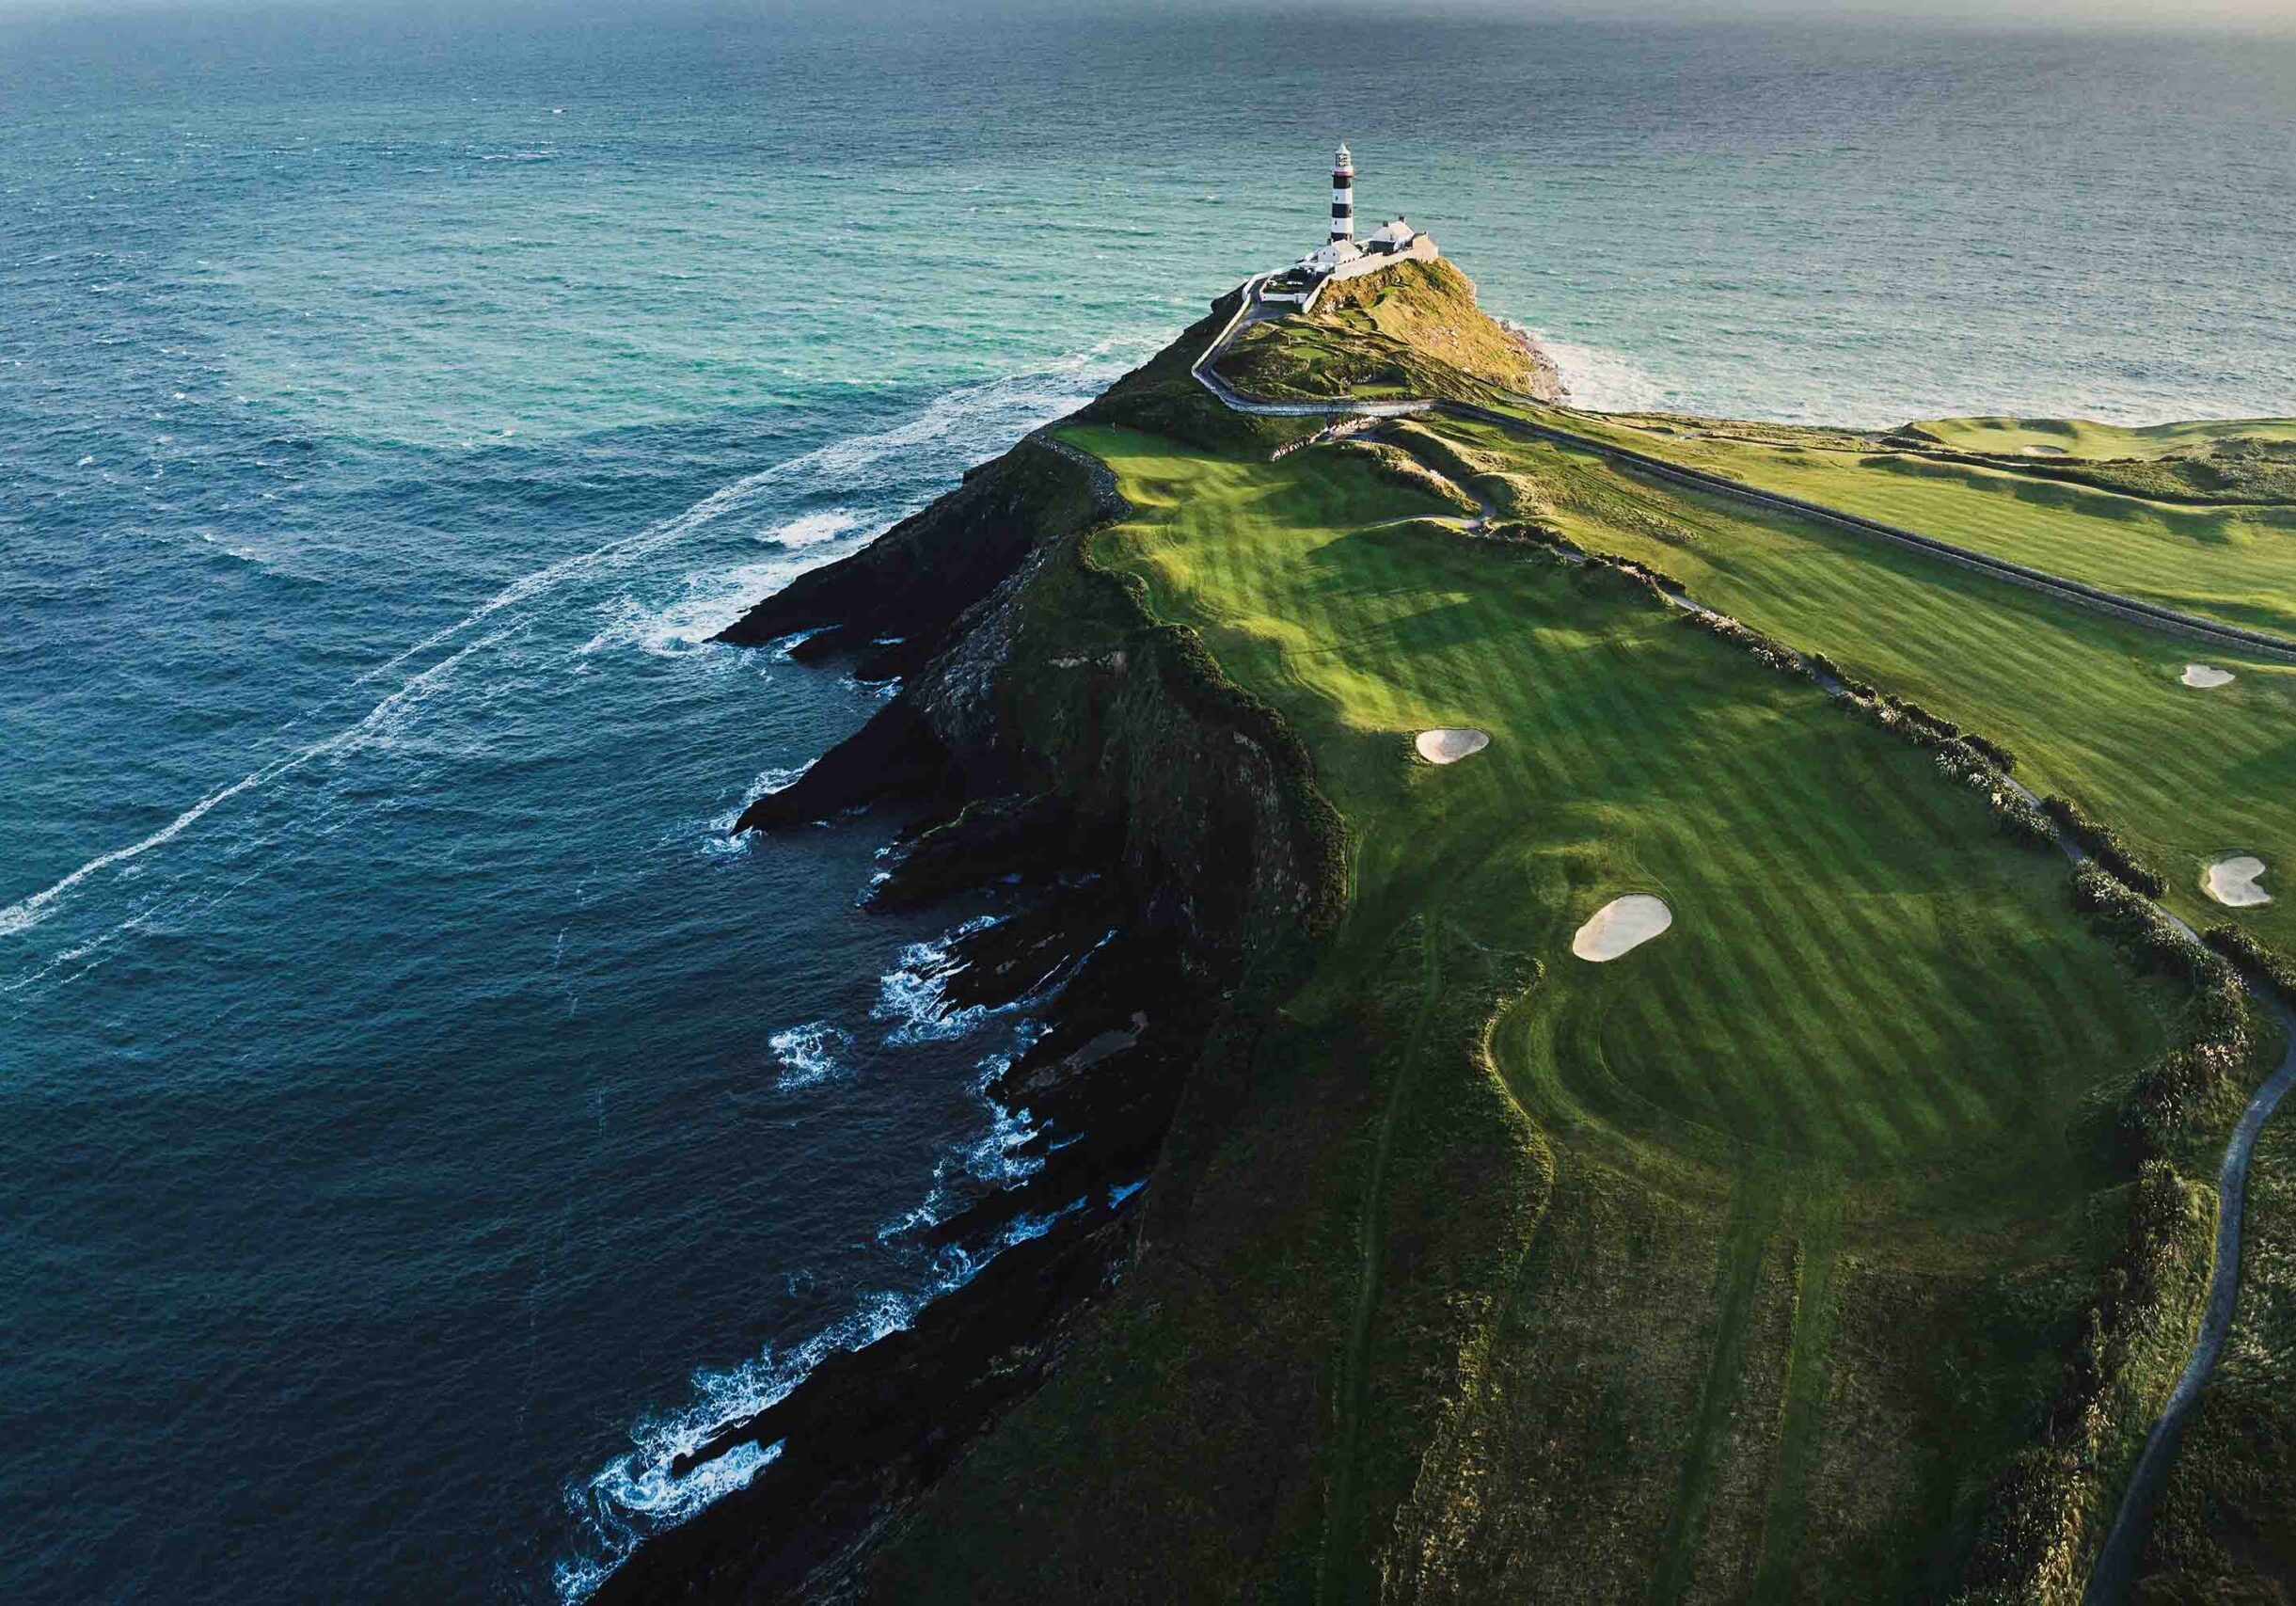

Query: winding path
left=1189, top=273, right=2296, bottom=1596
left=2084, top=994, right=2296, bottom=1604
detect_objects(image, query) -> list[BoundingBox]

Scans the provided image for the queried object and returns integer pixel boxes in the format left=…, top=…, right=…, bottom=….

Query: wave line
left=0, top=631, right=511, bottom=942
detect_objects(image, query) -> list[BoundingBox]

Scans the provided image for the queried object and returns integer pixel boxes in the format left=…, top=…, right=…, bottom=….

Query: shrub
left=2067, top=865, right=2249, bottom=1153
left=1950, top=1157, right=2207, bottom=1602
left=1885, top=693, right=1960, bottom=739
left=1485, top=518, right=1576, bottom=552
left=1576, top=552, right=1676, bottom=604
left=2043, top=795, right=2169, bottom=898
left=1987, top=786, right=2057, bottom=851
left=1807, top=651, right=1877, bottom=698
left=1676, top=608, right=1807, bottom=678
left=2203, top=924, right=2296, bottom=1005
left=1962, top=731, right=2018, bottom=773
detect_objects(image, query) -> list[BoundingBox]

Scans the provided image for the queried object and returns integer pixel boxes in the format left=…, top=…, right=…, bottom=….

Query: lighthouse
left=1279, top=143, right=1437, bottom=294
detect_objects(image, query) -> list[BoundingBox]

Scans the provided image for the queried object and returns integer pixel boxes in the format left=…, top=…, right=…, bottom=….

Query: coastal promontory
left=614, top=249, right=2296, bottom=1605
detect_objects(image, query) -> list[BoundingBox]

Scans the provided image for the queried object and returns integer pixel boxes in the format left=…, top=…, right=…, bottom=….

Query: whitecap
left=871, top=915, right=1002, bottom=1045
left=360, top=342, right=1149, bottom=695
left=957, top=1062, right=1042, bottom=1188
left=699, top=763, right=813, bottom=855
left=768, top=1019, right=854, bottom=1090
left=768, top=627, right=833, bottom=662
left=768, top=509, right=864, bottom=548
left=840, top=673, right=901, bottom=704
left=579, top=525, right=879, bottom=659
left=556, top=1196, right=1087, bottom=1602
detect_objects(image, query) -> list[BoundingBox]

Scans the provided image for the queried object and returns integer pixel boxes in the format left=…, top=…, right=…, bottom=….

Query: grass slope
left=855, top=269, right=2286, bottom=1604
left=2135, top=1117, right=2296, bottom=1599
left=1423, top=414, right=2296, bottom=955
left=1216, top=260, right=1544, bottom=407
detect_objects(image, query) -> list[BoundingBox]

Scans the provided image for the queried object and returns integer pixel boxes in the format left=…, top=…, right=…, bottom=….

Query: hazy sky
left=0, top=0, right=2292, bottom=24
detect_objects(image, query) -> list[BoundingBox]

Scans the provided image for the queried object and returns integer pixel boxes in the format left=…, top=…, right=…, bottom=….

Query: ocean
left=3, top=4, right=2291, bottom=1599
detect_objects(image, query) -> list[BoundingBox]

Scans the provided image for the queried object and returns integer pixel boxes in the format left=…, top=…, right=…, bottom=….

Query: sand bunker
left=2205, top=856, right=2272, bottom=908
left=2019, top=444, right=2069, bottom=457
left=1571, top=895, right=1674, bottom=962
left=1416, top=727, right=1491, bottom=765
left=2182, top=663, right=2236, bottom=689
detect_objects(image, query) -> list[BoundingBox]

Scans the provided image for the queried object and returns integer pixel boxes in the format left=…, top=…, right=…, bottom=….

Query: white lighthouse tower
left=1330, top=143, right=1355, bottom=245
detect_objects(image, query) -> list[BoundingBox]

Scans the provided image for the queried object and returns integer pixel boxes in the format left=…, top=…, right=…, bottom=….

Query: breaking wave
left=554, top=1196, right=1086, bottom=1603
left=554, top=914, right=1118, bottom=1600
left=1531, top=332, right=1678, bottom=414
left=768, top=1019, right=854, bottom=1090
left=870, top=914, right=1005, bottom=1046
left=4, top=341, right=1137, bottom=968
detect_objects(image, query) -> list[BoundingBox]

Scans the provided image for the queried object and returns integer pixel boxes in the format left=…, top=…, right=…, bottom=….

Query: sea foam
left=768, top=1019, right=854, bottom=1090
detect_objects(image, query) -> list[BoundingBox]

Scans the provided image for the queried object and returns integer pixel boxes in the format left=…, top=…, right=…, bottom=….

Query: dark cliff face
left=734, top=506, right=1343, bottom=968
left=899, top=533, right=1345, bottom=973
left=725, top=293, right=1345, bottom=971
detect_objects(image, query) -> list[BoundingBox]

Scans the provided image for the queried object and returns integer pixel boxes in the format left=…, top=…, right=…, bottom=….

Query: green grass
left=1421, top=415, right=2296, bottom=955
left=1550, top=411, right=2296, bottom=638
left=1054, top=419, right=2201, bottom=1598
left=2135, top=1116, right=2296, bottom=1597
left=1074, top=421, right=2162, bottom=1191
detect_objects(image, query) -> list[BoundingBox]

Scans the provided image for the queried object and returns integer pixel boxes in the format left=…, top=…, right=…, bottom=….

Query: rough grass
left=1054, top=420, right=2196, bottom=1599
left=1331, top=439, right=1481, bottom=516
left=1903, top=416, right=2296, bottom=462
left=1215, top=260, right=1545, bottom=408
left=1421, top=414, right=2296, bottom=956
left=1311, top=259, right=1550, bottom=394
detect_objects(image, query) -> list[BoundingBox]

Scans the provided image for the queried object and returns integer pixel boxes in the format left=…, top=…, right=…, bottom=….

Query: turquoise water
left=4, top=6, right=2292, bottom=1600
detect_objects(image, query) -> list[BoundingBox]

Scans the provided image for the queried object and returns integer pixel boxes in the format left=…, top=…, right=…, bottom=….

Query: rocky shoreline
left=596, top=302, right=1350, bottom=1599
left=595, top=832, right=1215, bottom=1603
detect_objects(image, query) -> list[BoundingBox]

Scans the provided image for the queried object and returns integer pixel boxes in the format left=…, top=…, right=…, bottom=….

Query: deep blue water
left=4, top=6, right=2293, bottom=1600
